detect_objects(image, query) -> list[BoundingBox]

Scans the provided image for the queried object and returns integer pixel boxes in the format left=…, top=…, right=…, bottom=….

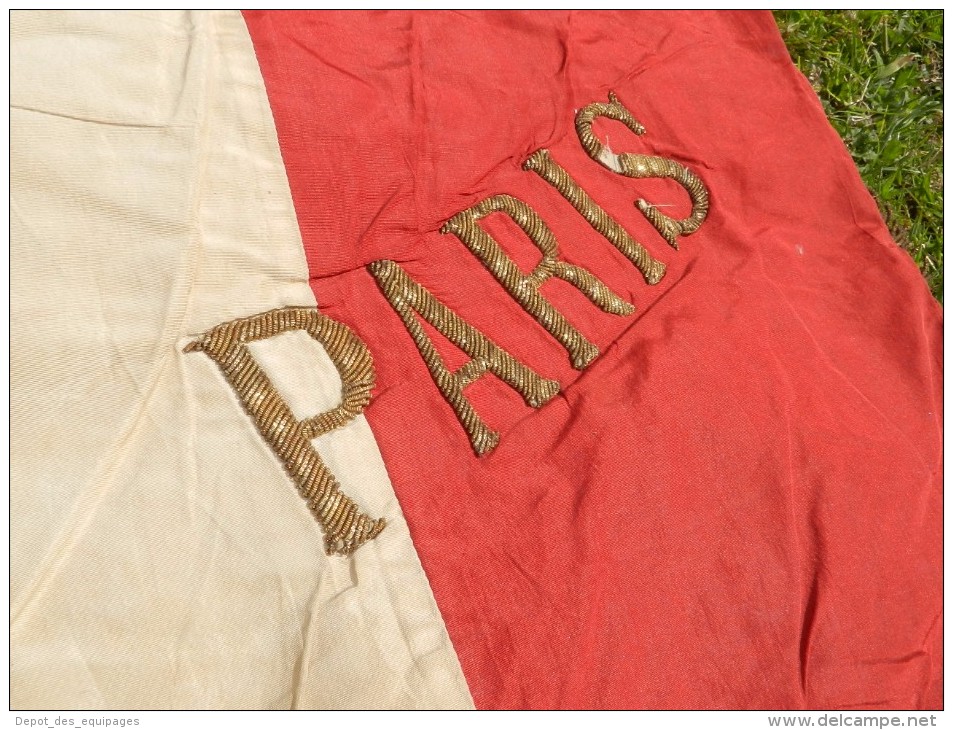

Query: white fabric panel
left=10, top=10, right=473, bottom=710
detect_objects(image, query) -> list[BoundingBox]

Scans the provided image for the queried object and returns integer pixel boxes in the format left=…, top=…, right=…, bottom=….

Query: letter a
left=369, top=259, right=560, bottom=456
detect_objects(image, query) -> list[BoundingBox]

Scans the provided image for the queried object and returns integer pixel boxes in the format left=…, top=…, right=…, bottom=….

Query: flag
left=11, top=10, right=942, bottom=710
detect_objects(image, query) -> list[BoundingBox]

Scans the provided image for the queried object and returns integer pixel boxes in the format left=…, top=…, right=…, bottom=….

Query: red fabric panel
left=242, top=11, right=942, bottom=710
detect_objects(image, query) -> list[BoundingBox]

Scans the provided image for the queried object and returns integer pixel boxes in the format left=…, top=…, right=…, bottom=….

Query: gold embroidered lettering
left=523, top=149, right=666, bottom=285
left=184, top=307, right=385, bottom=556
left=575, top=92, right=710, bottom=249
left=442, top=194, right=633, bottom=370
left=368, top=259, right=560, bottom=456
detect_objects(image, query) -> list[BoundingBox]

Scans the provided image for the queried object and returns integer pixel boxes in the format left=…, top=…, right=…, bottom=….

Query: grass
left=774, top=10, right=943, bottom=303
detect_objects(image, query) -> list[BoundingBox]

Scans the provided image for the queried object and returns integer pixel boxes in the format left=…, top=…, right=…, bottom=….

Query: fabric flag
left=11, top=10, right=942, bottom=710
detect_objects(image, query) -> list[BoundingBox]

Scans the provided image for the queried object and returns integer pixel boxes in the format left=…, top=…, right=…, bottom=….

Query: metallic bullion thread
left=184, top=307, right=385, bottom=557
left=575, top=91, right=710, bottom=249
left=442, top=194, right=634, bottom=370
left=368, top=259, right=560, bottom=456
left=523, top=149, right=666, bottom=285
